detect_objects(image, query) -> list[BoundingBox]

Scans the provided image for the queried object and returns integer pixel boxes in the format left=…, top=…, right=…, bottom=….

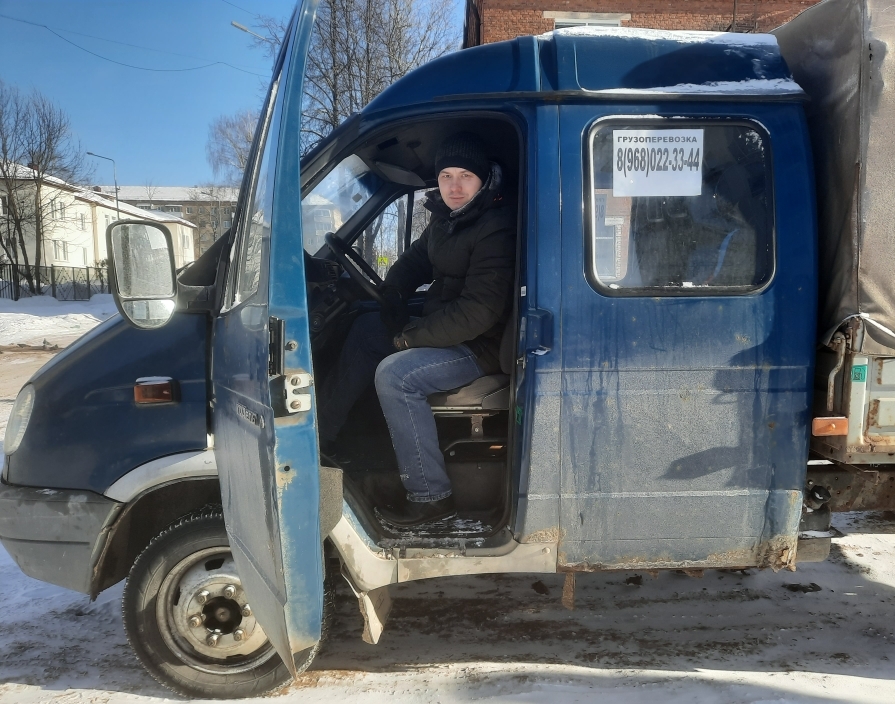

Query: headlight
left=4, top=384, right=35, bottom=455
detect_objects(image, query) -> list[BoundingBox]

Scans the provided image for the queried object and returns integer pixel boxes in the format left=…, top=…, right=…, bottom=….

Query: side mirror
left=107, top=220, right=177, bottom=329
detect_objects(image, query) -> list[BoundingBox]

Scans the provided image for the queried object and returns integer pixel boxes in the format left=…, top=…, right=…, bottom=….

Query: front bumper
left=0, top=479, right=122, bottom=594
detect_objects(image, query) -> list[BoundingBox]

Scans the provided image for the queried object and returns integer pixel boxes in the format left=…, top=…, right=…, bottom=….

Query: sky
left=0, top=0, right=465, bottom=189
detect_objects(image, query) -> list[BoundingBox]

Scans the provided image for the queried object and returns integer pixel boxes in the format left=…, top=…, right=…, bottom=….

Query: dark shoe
left=319, top=440, right=350, bottom=467
left=376, top=496, right=456, bottom=528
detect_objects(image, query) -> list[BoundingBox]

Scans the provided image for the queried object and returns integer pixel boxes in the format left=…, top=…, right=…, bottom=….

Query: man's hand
left=393, top=333, right=410, bottom=351
left=380, top=284, right=409, bottom=335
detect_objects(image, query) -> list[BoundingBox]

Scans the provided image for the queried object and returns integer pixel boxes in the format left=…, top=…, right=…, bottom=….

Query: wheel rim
left=156, top=547, right=278, bottom=675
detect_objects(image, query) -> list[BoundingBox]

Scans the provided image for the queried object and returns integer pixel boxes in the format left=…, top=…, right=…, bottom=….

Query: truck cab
left=3, top=0, right=890, bottom=698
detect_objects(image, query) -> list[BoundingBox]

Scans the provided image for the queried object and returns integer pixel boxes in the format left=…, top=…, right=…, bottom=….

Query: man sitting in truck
left=317, top=132, right=516, bottom=527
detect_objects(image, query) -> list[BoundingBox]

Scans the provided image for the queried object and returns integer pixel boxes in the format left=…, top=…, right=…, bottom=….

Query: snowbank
left=0, top=294, right=118, bottom=346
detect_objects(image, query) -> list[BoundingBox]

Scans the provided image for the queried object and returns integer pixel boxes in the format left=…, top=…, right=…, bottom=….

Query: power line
left=0, top=12, right=269, bottom=76
left=0, top=12, right=265, bottom=70
left=219, top=0, right=255, bottom=15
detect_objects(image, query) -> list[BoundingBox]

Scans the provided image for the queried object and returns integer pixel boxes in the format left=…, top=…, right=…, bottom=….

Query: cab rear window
left=587, top=120, right=774, bottom=295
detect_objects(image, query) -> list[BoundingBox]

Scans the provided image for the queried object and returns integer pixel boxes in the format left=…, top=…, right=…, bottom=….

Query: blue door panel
left=556, top=102, right=817, bottom=569
left=212, top=0, right=324, bottom=673
left=513, top=104, right=563, bottom=540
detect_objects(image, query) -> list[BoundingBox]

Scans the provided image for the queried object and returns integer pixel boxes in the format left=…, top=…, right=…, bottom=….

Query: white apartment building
left=1, top=166, right=197, bottom=272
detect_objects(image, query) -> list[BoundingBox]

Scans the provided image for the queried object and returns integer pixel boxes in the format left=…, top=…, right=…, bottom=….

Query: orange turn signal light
left=134, top=377, right=178, bottom=404
left=812, top=416, right=848, bottom=436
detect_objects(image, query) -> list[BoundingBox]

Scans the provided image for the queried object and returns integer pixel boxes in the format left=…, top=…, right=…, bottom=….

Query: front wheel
left=122, top=510, right=327, bottom=699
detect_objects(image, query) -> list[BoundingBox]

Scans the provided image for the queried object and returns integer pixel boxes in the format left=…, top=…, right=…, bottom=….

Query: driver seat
left=427, top=374, right=510, bottom=414
left=426, top=318, right=514, bottom=434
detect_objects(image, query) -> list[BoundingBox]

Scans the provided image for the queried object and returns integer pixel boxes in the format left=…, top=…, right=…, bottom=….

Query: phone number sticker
left=612, top=129, right=704, bottom=197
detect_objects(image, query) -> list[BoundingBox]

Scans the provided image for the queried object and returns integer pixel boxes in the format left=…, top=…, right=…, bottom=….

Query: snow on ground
left=2, top=301, right=895, bottom=703
left=0, top=294, right=118, bottom=347
left=1, top=512, right=895, bottom=703
left=0, top=295, right=117, bottom=439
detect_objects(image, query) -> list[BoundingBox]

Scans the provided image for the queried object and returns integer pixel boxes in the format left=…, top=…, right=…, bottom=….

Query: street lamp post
left=230, top=21, right=276, bottom=45
left=86, top=152, right=120, bottom=222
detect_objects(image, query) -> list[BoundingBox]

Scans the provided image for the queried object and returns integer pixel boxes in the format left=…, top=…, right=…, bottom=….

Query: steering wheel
left=324, top=232, right=386, bottom=305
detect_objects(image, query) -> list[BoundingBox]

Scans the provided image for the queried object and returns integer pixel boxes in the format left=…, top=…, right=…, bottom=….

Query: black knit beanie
left=434, top=132, right=490, bottom=183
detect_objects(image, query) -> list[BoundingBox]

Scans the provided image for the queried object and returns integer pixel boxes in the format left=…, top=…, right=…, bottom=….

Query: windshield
left=301, top=154, right=382, bottom=254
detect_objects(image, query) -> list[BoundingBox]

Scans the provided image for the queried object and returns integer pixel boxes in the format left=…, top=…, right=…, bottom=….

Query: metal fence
left=0, top=264, right=110, bottom=301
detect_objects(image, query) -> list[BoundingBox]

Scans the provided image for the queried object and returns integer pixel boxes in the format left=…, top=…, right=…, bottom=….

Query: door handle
left=524, top=308, right=554, bottom=356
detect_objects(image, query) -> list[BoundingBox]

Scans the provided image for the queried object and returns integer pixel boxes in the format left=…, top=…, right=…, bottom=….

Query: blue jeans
left=317, top=313, right=483, bottom=502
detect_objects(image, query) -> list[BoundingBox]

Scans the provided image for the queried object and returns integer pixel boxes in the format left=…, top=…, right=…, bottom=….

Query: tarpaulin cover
left=774, top=0, right=895, bottom=353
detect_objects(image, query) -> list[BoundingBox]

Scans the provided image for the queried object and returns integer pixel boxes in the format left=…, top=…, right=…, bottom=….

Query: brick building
left=464, top=1, right=823, bottom=46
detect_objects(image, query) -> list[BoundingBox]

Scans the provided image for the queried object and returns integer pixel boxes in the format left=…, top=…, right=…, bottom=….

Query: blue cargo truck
left=2, top=0, right=893, bottom=697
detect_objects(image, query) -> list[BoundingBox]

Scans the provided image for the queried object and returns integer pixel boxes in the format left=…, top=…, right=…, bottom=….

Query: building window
left=53, top=239, right=69, bottom=262
left=199, top=206, right=206, bottom=214
left=545, top=11, right=630, bottom=29
left=182, top=233, right=191, bottom=251
left=224, top=220, right=231, bottom=229
left=0, top=194, right=8, bottom=215
left=587, top=119, right=774, bottom=295
left=79, top=213, right=87, bottom=230
left=186, top=206, right=194, bottom=214
left=167, top=205, right=182, bottom=213
left=105, top=214, right=112, bottom=229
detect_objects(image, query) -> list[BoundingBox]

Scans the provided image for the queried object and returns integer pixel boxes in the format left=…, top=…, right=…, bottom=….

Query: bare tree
left=0, top=81, right=91, bottom=294
left=143, top=180, right=159, bottom=210
left=248, top=15, right=288, bottom=60
left=301, top=0, right=456, bottom=151
left=188, top=183, right=235, bottom=252
left=205, top=109, right=258, bottom=186
left=205, top=0, right=457, bottom=179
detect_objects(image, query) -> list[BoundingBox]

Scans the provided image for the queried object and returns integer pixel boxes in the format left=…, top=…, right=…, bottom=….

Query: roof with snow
left=366, top=27, right=802, bottom=113
left=96, top=185, right=239, bottom=203
left=1, top=162, right=196, bottom=229
left=73, top=190, right=197, bottom=229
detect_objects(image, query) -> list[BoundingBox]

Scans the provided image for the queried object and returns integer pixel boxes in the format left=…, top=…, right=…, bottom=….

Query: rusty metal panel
left=807, top=467, right=895, bottom=511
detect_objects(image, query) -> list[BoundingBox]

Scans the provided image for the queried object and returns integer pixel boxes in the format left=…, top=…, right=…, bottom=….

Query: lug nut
left=233, top=629, right=245, bottom=641
left=206, top=633, right=220, bottom=647
left=241, top=604, right=252, bottom=618
left=188, top=615, right=203, bottom=628
left=223, top=585, right=236, bottom=599
left=196, top=590, right=210, bottom=605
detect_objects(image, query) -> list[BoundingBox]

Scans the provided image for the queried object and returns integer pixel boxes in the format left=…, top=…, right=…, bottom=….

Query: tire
left=122, top=509, right=331, bottom=699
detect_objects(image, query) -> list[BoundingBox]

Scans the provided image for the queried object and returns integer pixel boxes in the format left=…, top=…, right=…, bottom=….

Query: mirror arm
left=175, top=282, right=217, bottom=313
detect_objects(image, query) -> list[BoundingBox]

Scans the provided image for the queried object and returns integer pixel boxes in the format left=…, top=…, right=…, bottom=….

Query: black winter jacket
left=383, top=188, right=516, bottom=375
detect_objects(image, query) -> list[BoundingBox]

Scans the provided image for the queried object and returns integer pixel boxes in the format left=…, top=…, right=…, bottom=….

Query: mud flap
left=342, top=566, right=392, bottom=644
